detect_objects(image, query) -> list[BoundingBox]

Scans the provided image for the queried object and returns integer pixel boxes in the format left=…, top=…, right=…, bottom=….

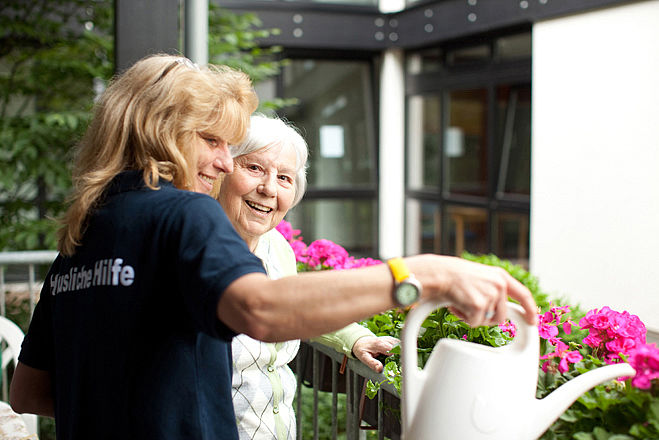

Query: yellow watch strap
left=387, top=257, right=410, bottom=283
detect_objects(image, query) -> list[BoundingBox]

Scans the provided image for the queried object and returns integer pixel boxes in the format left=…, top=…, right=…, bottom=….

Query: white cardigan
left=231, top=229, right=374, bottom=439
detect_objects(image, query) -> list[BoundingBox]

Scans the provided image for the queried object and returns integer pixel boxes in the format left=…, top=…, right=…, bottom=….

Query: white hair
left=230, top=113, right=309, bottom=206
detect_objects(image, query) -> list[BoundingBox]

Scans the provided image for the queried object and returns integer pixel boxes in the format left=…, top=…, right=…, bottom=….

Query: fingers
left=425, top=257, right=537, bottom=327
left=352, top=336, right=399, bottom=372
left=504, top=274, right=538, bottom=325
left=360, top=352, right=384, bottom=373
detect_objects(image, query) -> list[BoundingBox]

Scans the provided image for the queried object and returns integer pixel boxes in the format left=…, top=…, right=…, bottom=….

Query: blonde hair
left=57, top=54, right=258, bottom=256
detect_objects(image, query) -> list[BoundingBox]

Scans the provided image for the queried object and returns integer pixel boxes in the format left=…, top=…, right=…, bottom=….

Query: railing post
left=28, top=264, right=36, bottom=314
left=378, top=388, right=384, bottom=440
left=331, top=358, right=338, bottom=440
left=0, top=266, right=6, bottom=317
left=295, top=351, right=303, bottom=440
left=312, top=347, right=319, bottom=440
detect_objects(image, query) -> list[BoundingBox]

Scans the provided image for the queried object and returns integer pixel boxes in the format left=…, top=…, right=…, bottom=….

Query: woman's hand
left=352, top=336, right=399, bottom=373
left=408, top=255, right=538, bottom=327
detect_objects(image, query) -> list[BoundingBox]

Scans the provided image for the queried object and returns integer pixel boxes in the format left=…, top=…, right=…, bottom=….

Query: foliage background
left=0, top=1, right=289, bottom=253
left=0, top=0, right=114, bottom=251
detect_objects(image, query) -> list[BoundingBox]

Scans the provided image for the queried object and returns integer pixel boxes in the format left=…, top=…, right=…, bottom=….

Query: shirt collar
left=105, top=170, right=174, bottom=197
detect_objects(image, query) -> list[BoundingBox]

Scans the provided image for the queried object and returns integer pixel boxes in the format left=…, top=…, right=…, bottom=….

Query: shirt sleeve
left=310, top=323, right=375, bottom=358
left=171, top=195, right=266, bottom=339
left=261, top=229, right=376, bottom=356
left=18, top=260, right=58, bottom=371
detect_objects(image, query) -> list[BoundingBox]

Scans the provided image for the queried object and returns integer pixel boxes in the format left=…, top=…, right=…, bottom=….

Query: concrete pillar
left=184, top=0, right=208, bottom=65
left=378, top=48, right=405, bottom=259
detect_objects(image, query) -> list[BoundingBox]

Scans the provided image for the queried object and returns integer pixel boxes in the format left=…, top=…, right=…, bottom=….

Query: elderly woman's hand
left=352, top=336, right=399, bottom=373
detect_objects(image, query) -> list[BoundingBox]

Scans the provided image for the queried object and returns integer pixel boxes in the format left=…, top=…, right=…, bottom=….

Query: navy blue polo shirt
left=19, top=171, right=266, bottom=440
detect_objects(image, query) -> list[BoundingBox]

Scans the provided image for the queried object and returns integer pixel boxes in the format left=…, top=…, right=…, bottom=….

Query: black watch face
left=397, top=282, right=419, bottom=305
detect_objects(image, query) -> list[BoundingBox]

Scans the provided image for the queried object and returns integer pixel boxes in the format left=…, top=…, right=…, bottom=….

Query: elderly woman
left=216, top=114, right=397, bottom=439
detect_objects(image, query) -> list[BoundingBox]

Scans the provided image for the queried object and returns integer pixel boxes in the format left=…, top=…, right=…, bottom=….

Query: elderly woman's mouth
left=245, top=200, right=273, bottom=213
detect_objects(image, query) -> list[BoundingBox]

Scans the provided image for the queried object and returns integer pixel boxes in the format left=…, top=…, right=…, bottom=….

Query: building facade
left=114, top=0, right=659, bottom=335
left=217, top=0, right=659, bottom=336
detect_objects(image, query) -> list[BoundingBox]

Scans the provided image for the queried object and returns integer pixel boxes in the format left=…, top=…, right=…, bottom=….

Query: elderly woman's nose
left=258, top=175, right=277, bottom=196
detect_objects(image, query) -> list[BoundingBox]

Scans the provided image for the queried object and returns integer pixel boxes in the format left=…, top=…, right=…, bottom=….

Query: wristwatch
left=387, top=257, right=422, bottom=307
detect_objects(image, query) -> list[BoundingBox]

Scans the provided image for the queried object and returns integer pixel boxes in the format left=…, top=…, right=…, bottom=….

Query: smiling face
left=192, top=131, right=233, bottom=194
left=218, top=143, right=297, bottom=250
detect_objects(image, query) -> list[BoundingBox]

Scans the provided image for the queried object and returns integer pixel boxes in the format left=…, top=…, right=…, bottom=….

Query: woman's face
left=192, top=131, right=233, bottom=194
left=218, top=143, right=297, bottom=249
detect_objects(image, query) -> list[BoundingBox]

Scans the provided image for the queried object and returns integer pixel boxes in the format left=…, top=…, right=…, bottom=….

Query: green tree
left=0, top=2, right=291, bottom=252
left=0, top=0, right=114, bottom=251
left=208, top=3, right=295, bottom=111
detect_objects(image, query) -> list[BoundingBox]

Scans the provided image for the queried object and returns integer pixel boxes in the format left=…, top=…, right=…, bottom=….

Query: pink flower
left=579, top=306, right=647, bottom=364
left=276, top=220, right=301, bottom=242
left=339, top=257, right=382, bottom=269
left=305, top=239, right=349, bottom=268
left=499, top=320, right=516, bottom=338
left=563, top=320, right=573, bottom=335
left=540, top=341, right=583, bottom=373
left=280, top=221, right=382, bottom=273
left=539, top=323, right=559, bottom=341
left=289, top=240, right=308, bottom=263
left=627, top=343, right=659, bottom=389
left=537, top=305, right=573, bottom=344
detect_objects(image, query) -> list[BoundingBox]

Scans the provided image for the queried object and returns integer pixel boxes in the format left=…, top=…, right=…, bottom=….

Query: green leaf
left=365, top=380, right=380, bottom=399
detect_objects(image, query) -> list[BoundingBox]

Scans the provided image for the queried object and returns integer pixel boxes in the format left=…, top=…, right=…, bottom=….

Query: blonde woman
left=10, top=54, right=538, bottom=440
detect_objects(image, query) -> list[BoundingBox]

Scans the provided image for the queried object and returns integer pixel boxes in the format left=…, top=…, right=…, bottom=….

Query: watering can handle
left=400, top=300, right=450, bottom=432
left=402, top=301, right=531, bottom=370
left=400, top=300, right=532, bottom=432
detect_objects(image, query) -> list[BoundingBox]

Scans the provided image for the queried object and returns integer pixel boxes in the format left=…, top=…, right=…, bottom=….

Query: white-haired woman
left=216, top=114, right=397, bottom=439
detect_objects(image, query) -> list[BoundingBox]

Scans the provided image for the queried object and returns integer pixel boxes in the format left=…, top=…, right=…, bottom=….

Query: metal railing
left=0, top=251, right=401, bottom=439
left=294, top=341, right=400, bottom=440
left=0, top=251, right=57, bottom=412
left=0, top=251, right=58, bottom=317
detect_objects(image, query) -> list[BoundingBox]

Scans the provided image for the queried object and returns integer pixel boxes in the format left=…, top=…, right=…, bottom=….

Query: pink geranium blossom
left=627, top=343, right=659, bottom=389
left=277, top=220, right=382, bottom=272
left=304, top=239, right=349, bottom=268
left=579, top=306, right=646, bottom=364
left=538, top=304, right=574, bottom=345
left=275, top=220, right=301, bottom=242
left=541, top=340, right=583, bottom=373
left=498, top=320, right=516, bottom=338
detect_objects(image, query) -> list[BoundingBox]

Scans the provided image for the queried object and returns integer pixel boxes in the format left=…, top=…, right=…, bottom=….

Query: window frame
left=404, top=29, right=532, bottom=260
left=276, top=49, right=382, bottom=256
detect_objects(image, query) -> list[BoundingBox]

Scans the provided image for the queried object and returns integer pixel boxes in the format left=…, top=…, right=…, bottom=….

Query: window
left=444, top=88, right=488, bottom=197
left=279, top=57, right=378, bottom=256
left=405, top=31, right=531, bottom=266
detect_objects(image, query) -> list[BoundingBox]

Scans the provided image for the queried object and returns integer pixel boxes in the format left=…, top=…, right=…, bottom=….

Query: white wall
left=531, top=0, right=659, bottom=333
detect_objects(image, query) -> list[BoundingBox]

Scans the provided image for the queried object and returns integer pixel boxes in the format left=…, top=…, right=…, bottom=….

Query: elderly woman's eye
left=279, top=175, right=293, bottom=183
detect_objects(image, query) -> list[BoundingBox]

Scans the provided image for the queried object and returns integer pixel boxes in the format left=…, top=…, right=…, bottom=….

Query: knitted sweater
left=231, top=229, right=373, bottom=439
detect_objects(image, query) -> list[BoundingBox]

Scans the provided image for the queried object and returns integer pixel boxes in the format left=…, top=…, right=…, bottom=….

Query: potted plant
left=278, top=221, right=659, bottom=439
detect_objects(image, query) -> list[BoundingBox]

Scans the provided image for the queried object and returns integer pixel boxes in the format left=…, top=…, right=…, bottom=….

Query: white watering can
left=401, top=301, right=636, bottom=440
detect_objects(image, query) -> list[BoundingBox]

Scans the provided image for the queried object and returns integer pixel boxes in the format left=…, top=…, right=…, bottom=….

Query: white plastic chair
left=0, top=316, right=38, bottom=435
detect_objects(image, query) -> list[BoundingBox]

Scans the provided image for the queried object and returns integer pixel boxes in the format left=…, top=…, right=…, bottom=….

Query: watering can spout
left=528, top=362, right=636, bottom=439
